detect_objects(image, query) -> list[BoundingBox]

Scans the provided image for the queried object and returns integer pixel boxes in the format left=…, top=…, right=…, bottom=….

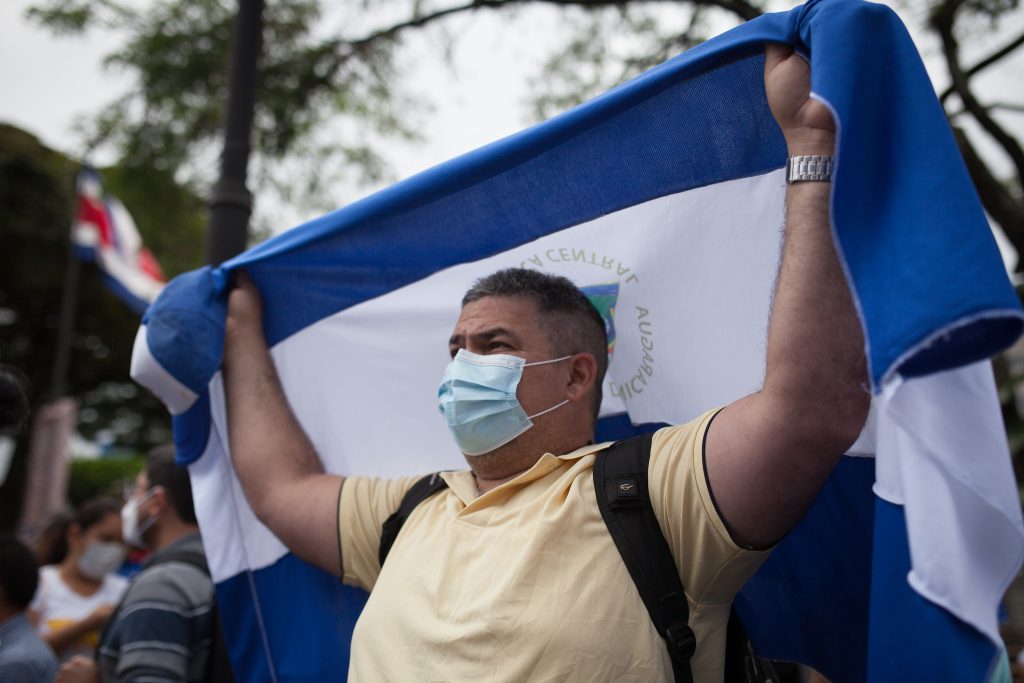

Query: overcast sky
left=1, top=0, right=1021, bottom=245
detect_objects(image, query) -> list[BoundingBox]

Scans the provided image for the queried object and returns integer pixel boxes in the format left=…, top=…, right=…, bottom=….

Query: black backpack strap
left=379, top=472, right=450, bottom=566
left=594, top=432, right=695, bottom=683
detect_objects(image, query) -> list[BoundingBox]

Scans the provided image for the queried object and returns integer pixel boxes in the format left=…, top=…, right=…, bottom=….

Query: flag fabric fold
left=75, top=166, right=165, bottom=313
left=130, top=0, right=1024, bottom=680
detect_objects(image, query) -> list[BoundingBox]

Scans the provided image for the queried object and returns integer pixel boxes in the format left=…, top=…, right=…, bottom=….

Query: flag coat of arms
left=131, top=0, right=1024, bottom=680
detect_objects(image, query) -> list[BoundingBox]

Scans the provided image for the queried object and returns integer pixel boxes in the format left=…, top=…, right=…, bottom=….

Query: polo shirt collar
left=440, top=440, right=612, bottom=505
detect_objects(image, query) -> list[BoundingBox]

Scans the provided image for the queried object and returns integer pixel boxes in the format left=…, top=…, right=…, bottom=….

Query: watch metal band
left=786, top=155, right=834, bottom=183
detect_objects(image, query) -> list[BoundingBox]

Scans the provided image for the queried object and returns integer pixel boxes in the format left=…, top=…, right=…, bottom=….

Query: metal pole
left=206, top=0, right=265, bottom=266
left=51, top=170, right=82, bottom=399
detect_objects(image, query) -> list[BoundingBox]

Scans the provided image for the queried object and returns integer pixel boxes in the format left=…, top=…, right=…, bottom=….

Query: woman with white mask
left=29, top=497, right=128, bottom=661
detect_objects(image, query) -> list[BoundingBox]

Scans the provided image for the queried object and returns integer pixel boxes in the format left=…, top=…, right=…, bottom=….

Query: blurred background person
left=33, top=510, right=73, bottom=568
left=0, top=365, right=29, bottom=498
left=0, top=364, right=29, bottom=437
left=57, top=445, right=233, bottom=683
left=30, top=497, right=127, bottom=661
left=0, top=534, right=59, bottom=682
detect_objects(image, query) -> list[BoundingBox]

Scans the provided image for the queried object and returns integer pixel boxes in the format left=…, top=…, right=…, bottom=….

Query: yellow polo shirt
left=338, top=409, right=769, bottom=681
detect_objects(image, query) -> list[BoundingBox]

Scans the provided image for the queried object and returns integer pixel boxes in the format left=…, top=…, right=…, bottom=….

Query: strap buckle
left=664, top=620, right=697, bottom=661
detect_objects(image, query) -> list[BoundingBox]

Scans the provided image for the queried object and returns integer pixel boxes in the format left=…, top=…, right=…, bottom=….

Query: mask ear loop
left=522, top=354, right=574, bottom=419
left=134, top=487, right=162, bottom=538
left=523, top=354, right=573, bottom=368
left=527, top=399, right=570, bottom=420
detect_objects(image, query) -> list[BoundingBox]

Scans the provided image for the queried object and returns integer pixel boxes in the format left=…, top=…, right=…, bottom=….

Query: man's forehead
left=458, top=294, right=538, bottom=318
left=451, top=296, right=546, bottom=338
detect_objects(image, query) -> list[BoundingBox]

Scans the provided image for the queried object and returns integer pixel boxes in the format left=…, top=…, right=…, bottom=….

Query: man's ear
left=566, top=353, right=598, bottom=402
left=148, top=486, right=168, bottom=518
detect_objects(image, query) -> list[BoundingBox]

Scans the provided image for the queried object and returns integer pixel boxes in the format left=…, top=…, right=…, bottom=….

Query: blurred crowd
left=0, top=366, right=228, bottom=683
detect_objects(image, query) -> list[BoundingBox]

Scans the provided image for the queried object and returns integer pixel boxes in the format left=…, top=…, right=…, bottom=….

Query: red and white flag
left=74, top=166, right=165, bottom=313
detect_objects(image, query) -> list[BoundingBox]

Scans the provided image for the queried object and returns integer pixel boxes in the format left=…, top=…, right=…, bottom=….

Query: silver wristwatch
left=786, top=155, right=834, bottom=183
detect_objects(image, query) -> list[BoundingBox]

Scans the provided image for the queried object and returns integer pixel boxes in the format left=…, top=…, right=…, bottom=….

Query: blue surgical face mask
left=438, top=349, right=571, bottom=456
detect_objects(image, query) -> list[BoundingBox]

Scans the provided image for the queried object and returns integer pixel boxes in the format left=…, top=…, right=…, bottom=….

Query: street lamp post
left=206, top=0, right=265, bottom=266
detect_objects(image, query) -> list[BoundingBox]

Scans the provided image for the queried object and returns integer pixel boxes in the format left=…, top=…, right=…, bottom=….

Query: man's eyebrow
left=448, top=327, right=518, bottom=346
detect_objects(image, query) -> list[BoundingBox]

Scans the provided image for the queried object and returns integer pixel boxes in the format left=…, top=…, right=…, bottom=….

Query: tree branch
left=952, top=126, right=1024, bottom=271
left=947, top=102, right=1024, bottom=118
left=932, top=1, right=1024, bottom=189
left=939, top=29, right=1024, bottom=104
left=348, top=0, right=761, bottom=50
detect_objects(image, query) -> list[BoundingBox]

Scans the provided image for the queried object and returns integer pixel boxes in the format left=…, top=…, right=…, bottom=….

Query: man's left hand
left=764, top=43, right=835, bottom=155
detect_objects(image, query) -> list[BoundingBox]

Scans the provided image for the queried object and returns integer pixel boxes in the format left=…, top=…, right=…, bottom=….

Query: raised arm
left=223, top=272, right=344, bottom=574
left=704, top=45, right=870, bottom=549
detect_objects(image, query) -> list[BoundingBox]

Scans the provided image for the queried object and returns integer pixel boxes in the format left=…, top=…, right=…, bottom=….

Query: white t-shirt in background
left=30, top=565, right=128, bottom=661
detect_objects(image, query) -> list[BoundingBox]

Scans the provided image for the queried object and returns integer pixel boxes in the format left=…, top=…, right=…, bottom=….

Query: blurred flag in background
left=74, top=166, right=164, bottom=313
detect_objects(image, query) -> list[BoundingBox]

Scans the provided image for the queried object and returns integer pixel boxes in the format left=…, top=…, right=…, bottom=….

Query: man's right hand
left=225, top=271, right=264, bottom=347
left=221, top=269, right=345, bottom=576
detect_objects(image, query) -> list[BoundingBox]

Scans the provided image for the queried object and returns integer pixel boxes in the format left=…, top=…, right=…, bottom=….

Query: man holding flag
left=219, top=44, right=868, bottom=680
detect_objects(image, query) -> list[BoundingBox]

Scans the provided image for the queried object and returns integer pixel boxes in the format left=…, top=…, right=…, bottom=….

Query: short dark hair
left=145, top=445, right=197, bottom=525
left=37, top=509, right=73, bottom=566
left=74, top=497, right=122, bottom=532
left=45, top=498, right=121, bottom=565
left=0, top=535, right=40, bottom=609
left=0, top=365, right=30, bottom=435
left=462, top=268, right=608, bottom=421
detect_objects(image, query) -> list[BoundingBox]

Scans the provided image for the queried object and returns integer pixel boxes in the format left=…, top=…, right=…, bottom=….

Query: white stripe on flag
left=876, top=361, right=1024, bottom=644
left=131, top=326, right=198, bottom=415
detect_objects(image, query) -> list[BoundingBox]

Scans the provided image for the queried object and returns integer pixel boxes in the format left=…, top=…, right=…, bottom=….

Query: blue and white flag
left=130, top=0, right=1024, bottom=680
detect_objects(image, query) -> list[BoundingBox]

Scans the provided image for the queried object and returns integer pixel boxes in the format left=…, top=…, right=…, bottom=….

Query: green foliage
left=102, top=165, right=206, bottom=279
left=531, top=5, right=736, bottom=120
left=68, top=455, right=144, bottom=507
left=27, top=0, right=418, bottom=209
left=0, top=123, right=204, bottom=451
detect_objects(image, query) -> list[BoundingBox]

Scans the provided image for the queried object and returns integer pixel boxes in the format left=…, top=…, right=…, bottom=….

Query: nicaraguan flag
left=75, top=166, right=165, bottom=313
left=130, top=0, right=1024, bottom=680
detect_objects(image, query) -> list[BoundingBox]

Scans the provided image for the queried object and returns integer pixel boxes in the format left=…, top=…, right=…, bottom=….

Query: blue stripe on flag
left=100, top=272, right=150, bottom=315
left=73, top=244, right=98, bottom=263
left=867, top=499, right=998, bottom=681
left=593, top=414, right=667, bottom=442
left=736, top=456, right=875, bottom=683
left=217, top=554, right=367, bottom=683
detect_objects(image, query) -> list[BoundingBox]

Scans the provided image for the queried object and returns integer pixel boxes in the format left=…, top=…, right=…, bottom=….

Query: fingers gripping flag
left=131, top=0, right=1024, bottom=680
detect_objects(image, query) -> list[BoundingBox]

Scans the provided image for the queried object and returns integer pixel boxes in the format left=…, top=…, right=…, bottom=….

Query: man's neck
left=150, top=519, right=200, bottom=553
left=468, top=433, right=594, bottom=494
left=473, top=469, right=528, bottom=495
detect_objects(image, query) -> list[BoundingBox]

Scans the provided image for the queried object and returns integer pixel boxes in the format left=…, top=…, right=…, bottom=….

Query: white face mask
left=122, top=488, right=157, bottom=549
left=77, top=541, right=126, bottom=581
